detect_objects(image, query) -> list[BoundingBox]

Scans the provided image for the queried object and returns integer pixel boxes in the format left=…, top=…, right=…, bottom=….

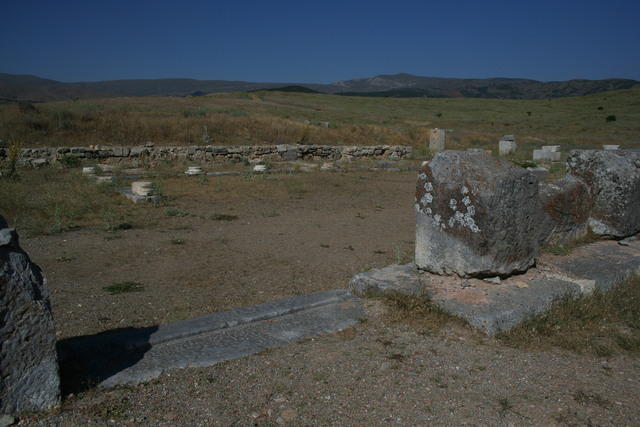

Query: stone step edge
left=58, top=289, right=354, bottom=361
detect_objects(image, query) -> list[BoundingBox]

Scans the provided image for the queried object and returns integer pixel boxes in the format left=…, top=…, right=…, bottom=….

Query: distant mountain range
left=1, top=72, right=637, bottom=102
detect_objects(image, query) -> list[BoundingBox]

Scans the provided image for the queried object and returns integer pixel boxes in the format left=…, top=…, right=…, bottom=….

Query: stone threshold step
left=58, top=289, right=363, bottom=388
left=350, top=240, right=640, bottom=336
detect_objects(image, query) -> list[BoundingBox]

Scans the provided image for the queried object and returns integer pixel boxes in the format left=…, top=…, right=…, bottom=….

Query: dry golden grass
left=382, top=292, right=467, bottom=332
left=498, top=276, right=640, bottom=356
left=2, top=88, right=638, bottom=149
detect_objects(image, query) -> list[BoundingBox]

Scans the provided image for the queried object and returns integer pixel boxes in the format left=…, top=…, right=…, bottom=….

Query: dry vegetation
left=1, top=88, right=639, bottom=151
left=499, top=276, right=640, bottom=356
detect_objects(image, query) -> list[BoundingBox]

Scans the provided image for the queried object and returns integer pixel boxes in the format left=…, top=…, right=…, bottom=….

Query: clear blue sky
left=2, top=0, right=639, bottom=83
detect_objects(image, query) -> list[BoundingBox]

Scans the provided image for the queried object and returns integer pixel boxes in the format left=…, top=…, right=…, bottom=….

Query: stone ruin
left=533, top=145, right=561, bottom=162
left=351, top=147, right=640, bottom=335
left=415, top=151, right=542, bottom=277
left=429, top=128, right=446, bottom=152
left=415, top=149, right=640, bottom=278
left=0, top=216, right=60, bottom=416
left=498, top=135, right=517, bottom=156
left=3, top=144, right=412, bottom=169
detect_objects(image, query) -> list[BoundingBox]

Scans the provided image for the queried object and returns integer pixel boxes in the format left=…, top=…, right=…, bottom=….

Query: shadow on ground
left=56, top=325, right=158, bottom=395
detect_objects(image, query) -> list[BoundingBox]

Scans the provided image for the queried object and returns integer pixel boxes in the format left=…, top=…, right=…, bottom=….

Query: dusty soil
left=16, top=170, right=640, bottom=425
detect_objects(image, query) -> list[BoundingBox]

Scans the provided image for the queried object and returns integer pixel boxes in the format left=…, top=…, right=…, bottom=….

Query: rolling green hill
left=1, top=87, right=638, bottom=150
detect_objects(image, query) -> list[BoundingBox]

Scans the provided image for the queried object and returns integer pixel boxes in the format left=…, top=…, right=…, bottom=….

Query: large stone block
left=0, top=216, right=60, bottom=415
left=539, top=175, right=592, bottom=245
left=498, top=140, right=517, bottom=156
left=415, top=151, right=543, bottom=277
left=567, top=149, right=640, bottom=237
left=533, top=149, right=561, bottom=162
left=429, top=128, right=446, bottom=152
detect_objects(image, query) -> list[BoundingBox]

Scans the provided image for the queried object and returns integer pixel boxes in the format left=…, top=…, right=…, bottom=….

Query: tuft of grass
left=382, top=292, right=462, bottom=331
left=498, top=276, right=640, bottom=356
left=165, top=208, right=189, bottom=217
left=498, top=397, right=513, bottom=413
left=103, top=281, right=144, bottom=295
left=170, top=238, right=185, bottom=245
left=542, top=230, right=600, bottom=256
left=573, top=390, right=610, bottom=408
left=209, top=213, right=238, bottom=221
left=544, top=244, right=570, bottom=256
left=101, top=208, right=132, bottom=232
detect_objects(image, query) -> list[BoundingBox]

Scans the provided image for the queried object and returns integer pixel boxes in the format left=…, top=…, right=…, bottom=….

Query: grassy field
left=1, top=88, right=639, bottom=149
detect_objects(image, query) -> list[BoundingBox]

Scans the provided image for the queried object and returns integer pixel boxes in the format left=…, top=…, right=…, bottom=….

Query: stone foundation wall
left=0, top=144, right=412, bottom=167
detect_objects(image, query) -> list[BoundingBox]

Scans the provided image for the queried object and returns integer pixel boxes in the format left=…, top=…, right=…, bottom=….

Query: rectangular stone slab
left=350, top=241, right=640, bottom=336
left=58, top=290, right=363, bottom=388
left=546, top=240, right=640, bottom=291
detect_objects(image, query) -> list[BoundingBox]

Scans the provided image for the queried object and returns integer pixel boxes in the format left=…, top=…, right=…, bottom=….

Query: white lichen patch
left=447, top=210, right=481, bottom=233
left=417, top=181, right=478, bottom=232
left=418, top=173, right=427, bottom=180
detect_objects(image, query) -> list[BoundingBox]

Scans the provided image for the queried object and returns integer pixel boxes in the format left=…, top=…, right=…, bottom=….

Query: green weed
left=103, top=281, right=144, bottom=295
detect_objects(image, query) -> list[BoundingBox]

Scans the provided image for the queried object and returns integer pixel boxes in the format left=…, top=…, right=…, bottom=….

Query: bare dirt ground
left=17, top=170, right=640, bottom=426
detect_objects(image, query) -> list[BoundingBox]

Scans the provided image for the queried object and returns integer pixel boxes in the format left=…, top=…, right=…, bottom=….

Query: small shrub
left=544, top=244, right=570, bottom=256
left=103, top=281, right=144, bottom=295
left=165, top=208, right=189, bottom=217
left=58, top=154, right=81, bottom=169
left=101, top=208, right=132, bottom=232
left=3, top=139, right=22, bottom=179
left=209, top=213, right=238, bottom=221
left=605, top=115, right=617, bottom=122
left=18, top=102, right=39, bottom=114
left=182, top=109, right=207, bottom=118
left=597, top=106, right=604, bottom=110
left=170, top=238, right=185, bottom=245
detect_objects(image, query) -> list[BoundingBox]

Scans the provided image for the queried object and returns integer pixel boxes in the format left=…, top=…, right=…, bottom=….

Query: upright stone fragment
left=415, top=151, right=543, bottom=277
left=429, top=128, right=446, bottom=152
left=567, top=149, right=640, bottom=237
left=498, top=138, right=517, bottom=156
left=538, top=175, right=593, bottom=245
left=533, top=149, right=561, bottom=162
left=0, top=216, right=60, bottom=415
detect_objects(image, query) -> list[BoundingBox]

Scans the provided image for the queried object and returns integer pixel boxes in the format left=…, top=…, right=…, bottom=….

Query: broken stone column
left=415, top=151, right=543, bottom=277
left=131, top=181, right=154, bottom=196
left=567, top=149, right=640, bottom=237
left=533, top=149, right=561, bottom=162
left=538, top=175, right=593, bottom=245
left=498, top=136, right=517, bottom=156
left=428, top=128, right=446, bottom=152
left=0, top=216, right=60, bottom=415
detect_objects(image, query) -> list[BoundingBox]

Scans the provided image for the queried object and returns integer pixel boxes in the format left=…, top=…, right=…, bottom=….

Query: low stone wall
left=1, top=144, right=412, bottom=167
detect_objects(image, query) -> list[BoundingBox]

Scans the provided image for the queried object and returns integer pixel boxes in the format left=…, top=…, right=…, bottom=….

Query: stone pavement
left=58, top=290, right=363, bottom=388
left=351, top=240, right=640, bottom=336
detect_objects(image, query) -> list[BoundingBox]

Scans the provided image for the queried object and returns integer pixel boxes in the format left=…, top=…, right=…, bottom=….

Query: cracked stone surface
left=0, top=216, right=60, bottom=415
left=567, top=149, right=640, bottom=238
left=415, top=151, right=543, bottom=278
